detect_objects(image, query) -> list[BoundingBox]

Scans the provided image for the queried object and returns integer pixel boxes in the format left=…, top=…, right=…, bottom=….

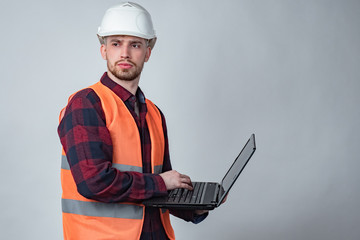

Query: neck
left=107, top=71, right=140, bottom=95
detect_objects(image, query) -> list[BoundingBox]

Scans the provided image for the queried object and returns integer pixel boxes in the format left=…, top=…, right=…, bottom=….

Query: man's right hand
left=159, top=170, right=194, bottom=191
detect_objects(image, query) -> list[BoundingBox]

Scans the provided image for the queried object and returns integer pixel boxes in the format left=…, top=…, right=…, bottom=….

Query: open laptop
left=143, top=134, right=256, bottom=210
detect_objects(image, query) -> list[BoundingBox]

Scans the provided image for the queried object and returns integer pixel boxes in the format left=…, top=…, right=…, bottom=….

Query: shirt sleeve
left=58, top=89, right=168, bottom=203
left=158, top=109, right=209, bottom=224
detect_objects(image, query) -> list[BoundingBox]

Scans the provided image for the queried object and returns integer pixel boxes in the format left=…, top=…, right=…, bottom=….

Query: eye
left=132, top=43, right=141, bottom=48
left=112, top=42, right=119, bottom=47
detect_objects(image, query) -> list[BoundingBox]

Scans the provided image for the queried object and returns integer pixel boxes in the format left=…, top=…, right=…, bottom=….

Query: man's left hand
left=195, top=210, right=209, bottom=215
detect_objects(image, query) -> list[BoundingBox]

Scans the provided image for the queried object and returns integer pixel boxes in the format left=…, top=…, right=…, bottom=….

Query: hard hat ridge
left=97, top=1, right=157, bottom=49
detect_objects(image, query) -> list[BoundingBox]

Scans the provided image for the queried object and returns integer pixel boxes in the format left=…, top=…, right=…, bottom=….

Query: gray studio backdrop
left=0, top=0, right=359, bottom=239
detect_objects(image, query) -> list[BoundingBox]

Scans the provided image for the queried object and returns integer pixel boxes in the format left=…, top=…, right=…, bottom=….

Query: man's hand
left=195, top=210, right=209, bottom=215
left=159, top=170, right=193, bottom=191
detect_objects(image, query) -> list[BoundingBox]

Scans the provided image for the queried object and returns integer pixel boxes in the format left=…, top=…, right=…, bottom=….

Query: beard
left=107, top=59, right=145, bottom=81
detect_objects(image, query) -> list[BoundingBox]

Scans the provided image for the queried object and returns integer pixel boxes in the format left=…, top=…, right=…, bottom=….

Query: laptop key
left=179, top=189, right=189, bottom=203
left=195, top=182, right=205, bottom=204
left=185, top=187, right=194, bottom=203
left=174, top=188, right=183, bottom=203
left=167, top=188, right=178, bottom=202
left=190, top=182, right=201, bottom=204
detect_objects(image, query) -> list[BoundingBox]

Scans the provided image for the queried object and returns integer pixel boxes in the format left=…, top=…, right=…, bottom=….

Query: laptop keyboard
left=167, top=182, right=205, bottom=204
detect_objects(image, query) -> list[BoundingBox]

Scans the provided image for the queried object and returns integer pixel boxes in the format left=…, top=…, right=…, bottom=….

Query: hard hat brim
left=97, top=33, right=157, bottom=50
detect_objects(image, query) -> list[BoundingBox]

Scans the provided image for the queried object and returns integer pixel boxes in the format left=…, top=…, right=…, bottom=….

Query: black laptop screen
left=219, top=134, right=256, bottom=203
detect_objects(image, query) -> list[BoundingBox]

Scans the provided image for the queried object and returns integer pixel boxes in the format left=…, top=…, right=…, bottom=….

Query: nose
left=120, top=45, right=130, bottom=59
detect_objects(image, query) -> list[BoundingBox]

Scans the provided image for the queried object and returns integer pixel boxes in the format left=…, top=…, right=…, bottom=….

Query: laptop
left=143, top=134, right=256, bottom=210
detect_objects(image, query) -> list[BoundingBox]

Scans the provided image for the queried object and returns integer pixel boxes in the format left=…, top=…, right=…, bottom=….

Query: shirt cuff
left=153, top=174, right=168, bottom=194
left=192, top=211, right=209, bottom=224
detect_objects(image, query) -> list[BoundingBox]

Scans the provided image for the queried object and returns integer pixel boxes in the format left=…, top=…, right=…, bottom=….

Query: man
left=58, top=2, right=208, bottom=239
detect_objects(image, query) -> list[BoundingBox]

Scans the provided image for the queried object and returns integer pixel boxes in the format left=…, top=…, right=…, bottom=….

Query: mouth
left=117, top=61, right=134, bottom=69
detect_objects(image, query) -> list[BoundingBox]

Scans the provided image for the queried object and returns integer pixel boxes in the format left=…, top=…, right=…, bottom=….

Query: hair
left=97, top=35, right=106, bottom=45
left=99, top=35, right=150, bottom=48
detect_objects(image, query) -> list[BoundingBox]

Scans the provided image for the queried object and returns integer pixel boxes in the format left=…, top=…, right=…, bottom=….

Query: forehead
left=107, top=35, right=147, bottom=43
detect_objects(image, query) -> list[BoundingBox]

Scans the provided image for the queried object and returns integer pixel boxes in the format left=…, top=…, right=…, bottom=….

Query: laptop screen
left=218, top=134, right=256, bottom=205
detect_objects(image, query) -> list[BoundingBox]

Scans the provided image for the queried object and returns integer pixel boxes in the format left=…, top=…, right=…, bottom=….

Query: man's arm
left=58, top=89, right=168, bottom=203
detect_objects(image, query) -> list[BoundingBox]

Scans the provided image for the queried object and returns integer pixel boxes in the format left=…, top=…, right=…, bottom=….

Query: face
left=100, top=35, right=151, bottom=82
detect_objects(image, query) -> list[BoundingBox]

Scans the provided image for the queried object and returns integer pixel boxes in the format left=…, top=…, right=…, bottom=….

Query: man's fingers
left=176, top=174, right=193, bottom=190
left=180, top=174, right=193, bottom=188
left=180, top=182, right=193, bottom=190
left=160, top=170, right=194, bottom=190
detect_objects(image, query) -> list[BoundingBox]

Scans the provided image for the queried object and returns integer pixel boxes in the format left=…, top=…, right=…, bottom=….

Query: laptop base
left=143, top=182, right=219, bottom=210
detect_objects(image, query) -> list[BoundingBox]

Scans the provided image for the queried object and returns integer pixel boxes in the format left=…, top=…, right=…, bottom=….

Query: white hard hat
left=97, top=2, right=157, bottom=49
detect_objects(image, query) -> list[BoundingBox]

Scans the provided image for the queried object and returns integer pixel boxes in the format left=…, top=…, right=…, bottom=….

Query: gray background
left=1, top=0, right=359, bottom=239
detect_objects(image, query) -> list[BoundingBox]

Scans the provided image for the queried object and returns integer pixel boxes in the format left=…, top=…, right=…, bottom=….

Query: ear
left=100, top=44, right=107, bottom=60
left=144, top=47, right=151, bottom=62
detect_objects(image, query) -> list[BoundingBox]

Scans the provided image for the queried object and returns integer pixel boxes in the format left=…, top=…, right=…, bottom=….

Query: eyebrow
left=109, top=39, right=144, bottom=45
left=129, top=40, right=144, bottom=45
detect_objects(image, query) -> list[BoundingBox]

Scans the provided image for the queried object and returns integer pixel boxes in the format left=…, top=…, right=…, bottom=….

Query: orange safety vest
left=60, top=81, right=175, bottom=240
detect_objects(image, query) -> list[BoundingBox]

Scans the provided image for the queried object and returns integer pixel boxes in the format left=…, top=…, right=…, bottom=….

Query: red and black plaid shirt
left=58, top=73, right=206, bottom=240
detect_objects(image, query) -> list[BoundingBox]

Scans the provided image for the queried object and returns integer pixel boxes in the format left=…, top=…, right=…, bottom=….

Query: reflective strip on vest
left=61, top=155, right=70, bottom=170
left=112, top=163, right=142, bottom=172
left=62, top=155, right=163, bottom=174
left=153, top=165, right=163, bottom=174
left=62, top=199, right=143, bottom=220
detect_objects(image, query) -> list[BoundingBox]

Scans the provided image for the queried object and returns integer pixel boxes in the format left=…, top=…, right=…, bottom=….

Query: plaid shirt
left=58, top=73, right=205, bottom=240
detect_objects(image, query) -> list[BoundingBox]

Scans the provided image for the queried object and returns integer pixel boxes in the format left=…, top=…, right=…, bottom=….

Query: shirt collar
left=100, top=72, right=146, bottom=104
